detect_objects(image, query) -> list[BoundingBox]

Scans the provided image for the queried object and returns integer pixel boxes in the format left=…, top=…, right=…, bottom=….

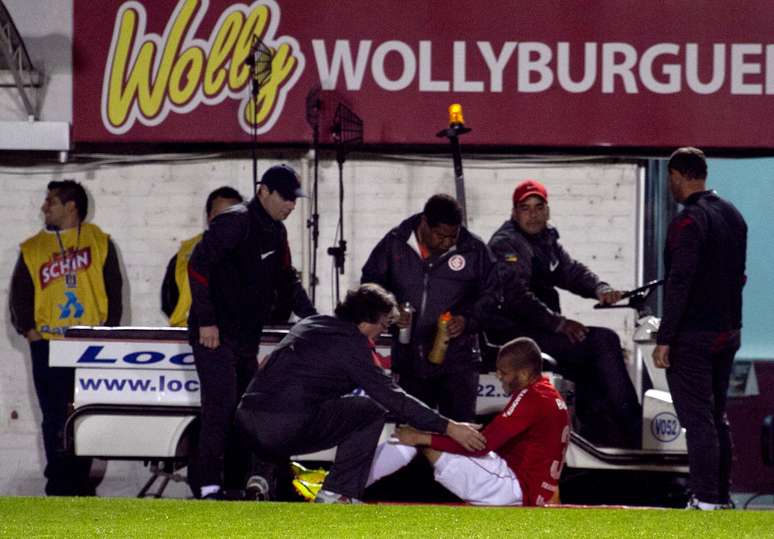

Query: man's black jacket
left=361, top=214, right=500, bottom=378
left=658, top=190, right=747, bottom=344
left=488, top=219, right=606, bottom=333
left=187, top=198, right=315, bottom=351
left=238, top=315, right=449, bottom=434
left=162, top=243, right=300, bottom=324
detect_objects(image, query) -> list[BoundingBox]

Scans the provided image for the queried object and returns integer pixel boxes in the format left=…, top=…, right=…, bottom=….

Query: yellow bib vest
left=168, top=233, right=202, bottom=327
left=20, top=223, right=110, bottom=340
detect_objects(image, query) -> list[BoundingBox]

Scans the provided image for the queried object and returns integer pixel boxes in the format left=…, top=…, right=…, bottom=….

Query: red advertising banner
left=73, top=0, right=774, bottom=149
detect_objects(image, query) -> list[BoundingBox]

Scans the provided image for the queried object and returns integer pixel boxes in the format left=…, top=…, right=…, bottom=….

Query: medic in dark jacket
left=236, top=283, right=486, bottom=502
left=240, top=314, right=449, bottom=430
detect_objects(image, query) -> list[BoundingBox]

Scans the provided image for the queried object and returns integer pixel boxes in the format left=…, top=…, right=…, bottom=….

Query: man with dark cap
left=188, top=164, right=316, bottom=500
left=653, top=147, right=747, bottom=510
left=487, top=179, right=642, bottom=449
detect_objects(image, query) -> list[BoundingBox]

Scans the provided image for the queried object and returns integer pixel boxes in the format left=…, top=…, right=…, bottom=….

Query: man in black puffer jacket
left=488, top=179, right=641, bottom=448
left=361, top=194, right=500, bottom=422
left=236, top=283, right=485, bottom=503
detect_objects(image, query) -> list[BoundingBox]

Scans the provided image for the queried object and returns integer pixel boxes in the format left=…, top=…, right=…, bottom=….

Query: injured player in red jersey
left=367, top=337, right=570, bottom=506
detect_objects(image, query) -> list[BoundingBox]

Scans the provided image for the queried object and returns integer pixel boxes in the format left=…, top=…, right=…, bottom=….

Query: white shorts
left=434, top=451, right=523, bottom=506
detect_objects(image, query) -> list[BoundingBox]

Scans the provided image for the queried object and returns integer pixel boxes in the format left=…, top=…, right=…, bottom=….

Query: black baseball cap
left=260, top=164, right=305, bottom=201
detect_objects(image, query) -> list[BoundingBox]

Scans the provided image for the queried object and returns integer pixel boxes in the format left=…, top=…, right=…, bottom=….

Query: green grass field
left=0, top=497, right=772, bottom=538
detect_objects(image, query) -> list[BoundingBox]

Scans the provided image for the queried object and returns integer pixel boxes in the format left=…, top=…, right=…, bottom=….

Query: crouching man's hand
left=446, top=421, right=485, bottom=452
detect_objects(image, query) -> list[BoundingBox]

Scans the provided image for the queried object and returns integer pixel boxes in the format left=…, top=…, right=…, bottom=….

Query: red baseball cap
left=512, top=179, right=548, bottom=205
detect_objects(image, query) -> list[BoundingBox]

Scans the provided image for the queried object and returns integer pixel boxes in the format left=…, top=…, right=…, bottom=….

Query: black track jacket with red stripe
left=187, top=197, right=315, bottom=351
left=658, top=190, right=747, bottom=345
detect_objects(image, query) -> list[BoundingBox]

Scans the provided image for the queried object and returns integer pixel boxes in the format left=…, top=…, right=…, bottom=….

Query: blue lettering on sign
left=77, top=345, right=117, bottom=364
left=76, top=347, right=194, bottom=367
left=123, top=351, right=165, bottom=365
left=651, top=412, right=681, bottom=442
left=169, top=352, right=195, bottom=366
left=477, top=384, right=505, bottom=398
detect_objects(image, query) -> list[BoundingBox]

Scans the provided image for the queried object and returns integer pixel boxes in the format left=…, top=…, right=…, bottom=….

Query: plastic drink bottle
left=428, top=312, right=452, bottom=364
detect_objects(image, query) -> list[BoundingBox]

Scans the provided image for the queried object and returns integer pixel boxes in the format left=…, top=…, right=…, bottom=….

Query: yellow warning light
left=448, top=103, right=465, bottom=126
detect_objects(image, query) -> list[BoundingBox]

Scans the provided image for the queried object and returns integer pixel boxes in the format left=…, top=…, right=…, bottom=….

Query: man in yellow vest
left=9, top=180, right=123, bottom=496
left=161, top=186, right=243, bottom=327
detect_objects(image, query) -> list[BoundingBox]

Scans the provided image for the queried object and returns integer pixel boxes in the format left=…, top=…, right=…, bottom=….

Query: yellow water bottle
left=428, top=312, right=452, bottom=365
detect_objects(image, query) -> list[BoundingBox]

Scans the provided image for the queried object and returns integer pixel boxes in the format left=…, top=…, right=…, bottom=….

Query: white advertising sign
left=51, top=340, right=196, bottom=370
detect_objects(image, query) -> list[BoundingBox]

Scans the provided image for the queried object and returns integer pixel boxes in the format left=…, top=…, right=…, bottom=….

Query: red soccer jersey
left=430, top=377, right=570, bottom=506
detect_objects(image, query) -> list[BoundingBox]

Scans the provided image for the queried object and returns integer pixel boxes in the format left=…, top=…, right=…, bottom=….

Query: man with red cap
left=487, top=179, right=642, bottom=448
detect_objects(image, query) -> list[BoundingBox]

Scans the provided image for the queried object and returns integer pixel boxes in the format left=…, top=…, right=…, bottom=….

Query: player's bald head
left=497, top=337, right=542, bottom=376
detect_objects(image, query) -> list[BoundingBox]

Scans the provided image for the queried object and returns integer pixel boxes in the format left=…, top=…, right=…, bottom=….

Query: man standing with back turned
left=653, top=147, right=747, bottom=510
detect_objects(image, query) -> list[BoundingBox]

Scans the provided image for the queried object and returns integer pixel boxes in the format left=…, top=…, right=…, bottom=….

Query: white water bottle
left=398, top=302, right=414, bottom=344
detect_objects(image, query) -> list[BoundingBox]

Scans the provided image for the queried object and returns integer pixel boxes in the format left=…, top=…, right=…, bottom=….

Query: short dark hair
left=48, top=180, right=88, bottom=221
left=498, top=337, right=542, bottom=376
left=668, top=147, right=707, bottom=180
left=205, top=186, right=243, bottom=215
left=423, top=194, right=463, bottom=227
left=335, top=283, right=399, bottom=325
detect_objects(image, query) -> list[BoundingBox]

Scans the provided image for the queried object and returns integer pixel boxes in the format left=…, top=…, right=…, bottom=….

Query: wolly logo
left=102, top=0, right=304, bottom=136
left=40, top=247, right=92, bottom=289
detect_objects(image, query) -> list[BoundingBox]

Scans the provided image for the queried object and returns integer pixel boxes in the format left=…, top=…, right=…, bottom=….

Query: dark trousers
left=398, top=368, right=479, bottom=422
left=193, top=339, right=259, bottom=489
left=30, top=340, right=94, bottom=496
left=236, top=395, right=386, bottom=499
left=666, top=331, right=739, bottom=504
left=495, top=326, right=642, bottom=447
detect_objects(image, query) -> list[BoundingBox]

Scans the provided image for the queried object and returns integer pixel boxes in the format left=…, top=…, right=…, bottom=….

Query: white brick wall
left=0, top=155, right=640, bottom=496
